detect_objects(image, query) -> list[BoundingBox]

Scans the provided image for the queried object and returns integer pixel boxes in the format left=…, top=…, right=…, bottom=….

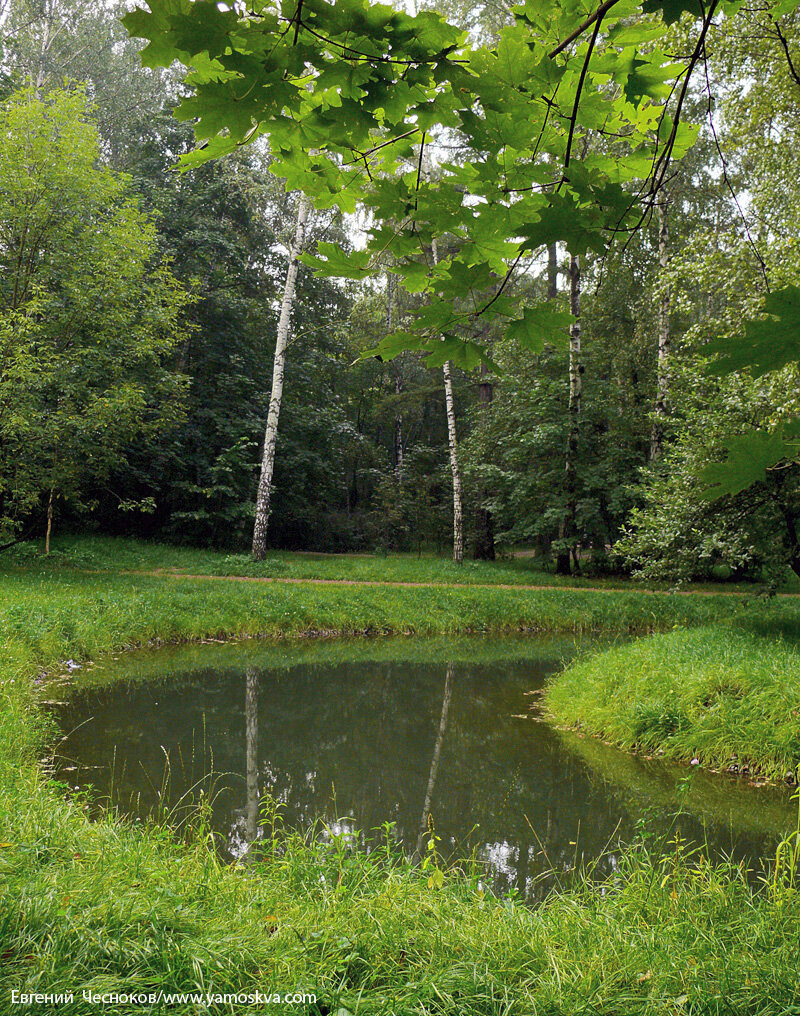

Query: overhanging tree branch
left=548, top=0, right=622, bottom=59
left=773, top=18, right=800, bottom=91
left=561, top=10, right=606, bottom=180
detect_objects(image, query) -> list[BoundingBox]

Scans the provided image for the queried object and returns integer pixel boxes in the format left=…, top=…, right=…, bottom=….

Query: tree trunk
left=547, top=243, right=567, bottom=573
left=557, top=254, right=582, bottom=575
left=387, top=273, right=404, bottom=473
left=33, top=7, right=53, bottom=97
left=770, top=472, right=800, bottom=579
left=473, top=359, right=495, bottom=560
left=45, top=486, right=54, bottom=555
left=442, top=361, right=464, bottom=564
left=251, top=193, right=312, bottom=560
left=650, top=193, right=670, bottom=460
left=431, top=237, right=463, bottom=564
left=547, top=243, right=558, bottom=300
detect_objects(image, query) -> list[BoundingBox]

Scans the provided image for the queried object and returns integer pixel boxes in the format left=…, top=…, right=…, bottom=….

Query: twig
left=561, top=11, right=606, bottom=181
left=548, top=0, right=622, bottom=59
left=700, top=37, right=770, bottom=290
left=650, top=0, right=720, bottom=197
left=773, top=18, right=800, bottom=91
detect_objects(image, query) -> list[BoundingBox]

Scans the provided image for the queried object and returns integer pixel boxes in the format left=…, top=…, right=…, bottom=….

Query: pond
left=50, top=636, right=795, bottom=900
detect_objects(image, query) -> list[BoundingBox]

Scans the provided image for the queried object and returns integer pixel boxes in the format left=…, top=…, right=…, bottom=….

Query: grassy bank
left=2, top=543, right=800, bottom=1012
left=3, top=771, right=800, bottom=1015
left=11, top=534, right=800, bottom=592
left=547, top=627, right=800, bottom=781
left=4, top=556, right=800, bottom=671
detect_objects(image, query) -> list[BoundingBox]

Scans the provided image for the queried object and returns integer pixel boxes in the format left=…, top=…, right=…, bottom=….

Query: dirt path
left=109, top=568, right=798, bottom=598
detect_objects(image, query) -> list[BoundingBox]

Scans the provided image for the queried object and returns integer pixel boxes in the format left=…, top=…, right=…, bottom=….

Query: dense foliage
left=0, top=88, right=189, bottom=544
left=0, top=0, right=798, bottom=580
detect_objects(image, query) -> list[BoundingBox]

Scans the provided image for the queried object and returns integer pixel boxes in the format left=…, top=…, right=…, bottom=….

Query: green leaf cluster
left=0, top=89, right=192, bottom=540
left=123, top=0, right=736, bottom=354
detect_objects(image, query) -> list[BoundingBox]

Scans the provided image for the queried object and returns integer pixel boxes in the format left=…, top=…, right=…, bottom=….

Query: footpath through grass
left=4, top=538, right=800, bottom=660
left=15, top=534, right=800, bottom=593
left=2, top=538, right=800, bottom=1013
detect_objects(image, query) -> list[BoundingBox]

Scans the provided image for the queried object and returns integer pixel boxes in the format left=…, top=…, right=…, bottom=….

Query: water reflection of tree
left=415, top=661, right=453, bottom=858
left=245, top=666, right=259, bottom=845
left=58, top=653, right=788, bottom=901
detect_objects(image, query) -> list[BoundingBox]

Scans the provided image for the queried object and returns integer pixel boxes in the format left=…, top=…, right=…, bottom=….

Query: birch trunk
left=443, top=361, right=464, bottom=563
left=431, top=237, right=463, bottom=563
left=650, top=194, right=670, bottom=460
left=473, top=358, right=495, bottom=560
left=251, top=193, right=312, bottom=560
left=387, top=273, right=404, bottom=473
left=557, top=254, right=582, bottom=575
left=33, top=2, right=53, bottom=96
left=544, top=242, right=559, bottom=565
left=45, top=486, right=54, bottom=555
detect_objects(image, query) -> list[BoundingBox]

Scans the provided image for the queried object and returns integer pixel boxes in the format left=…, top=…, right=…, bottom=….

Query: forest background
left=1, top=0, right=799, bottom=588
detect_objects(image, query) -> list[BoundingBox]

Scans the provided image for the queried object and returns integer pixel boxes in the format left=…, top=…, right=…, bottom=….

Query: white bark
left=558, top=254, right=581, bottom=574
left=45, top=486, right=54, bottom=555
left=431, top=236, right=463, bottom=564
left=251, top=192, right=312, bottom=559
left=442, top=361, right=464, bottom=564
left=387, top=272, right=404, bottom=473
left=650, top=193, right=670, bottom=460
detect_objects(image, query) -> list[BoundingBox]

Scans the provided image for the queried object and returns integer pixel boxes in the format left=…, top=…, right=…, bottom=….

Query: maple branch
left=561, top=10, right=605, bottom=180
left=416, top=131, right=427, bottom=196
left=474, top=251, right=524, bottom=317
left=295, top=21, right=467, bottom=65
left=610, top=0, right=718, bottom=252
left=650, top=0, right=719, bottom=195
left=292, top=0, right=302, bottom=45
left=529, top=87, right=562, bottom=166
left=700, top=39, right=769, bottom=289
left=343, top=128, right=421, bottom=166
left=773, top=18, right=800, bottom=91
left=548, top=0, right=622, bottom=59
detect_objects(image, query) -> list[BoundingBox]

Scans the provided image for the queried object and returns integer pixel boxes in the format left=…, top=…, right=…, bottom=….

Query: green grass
left=3, top=553, right=800, bottom=674
left=547, top=627, right=800, bottom=781
left=11, top=533, right=800, bottom=593
left=2, top=539, right=800, bottom=1013
left=3, top=777, right=800, bottom=1015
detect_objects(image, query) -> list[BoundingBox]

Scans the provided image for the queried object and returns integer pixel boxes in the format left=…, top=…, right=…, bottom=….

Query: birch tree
left=431, top=236, right=464, bottom=564
left=387, top=273, right=405, bottom=474
left=556, top=254, right=582, bottom=575
left=650, top=193, right=671, bottom=461
left=251, top=192, right=312, bottom=560
left=442, top=360, right=464, bottom=563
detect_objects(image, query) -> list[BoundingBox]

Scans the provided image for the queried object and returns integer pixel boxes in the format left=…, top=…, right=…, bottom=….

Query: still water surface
left=52, top=637, right=794, bottom=899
